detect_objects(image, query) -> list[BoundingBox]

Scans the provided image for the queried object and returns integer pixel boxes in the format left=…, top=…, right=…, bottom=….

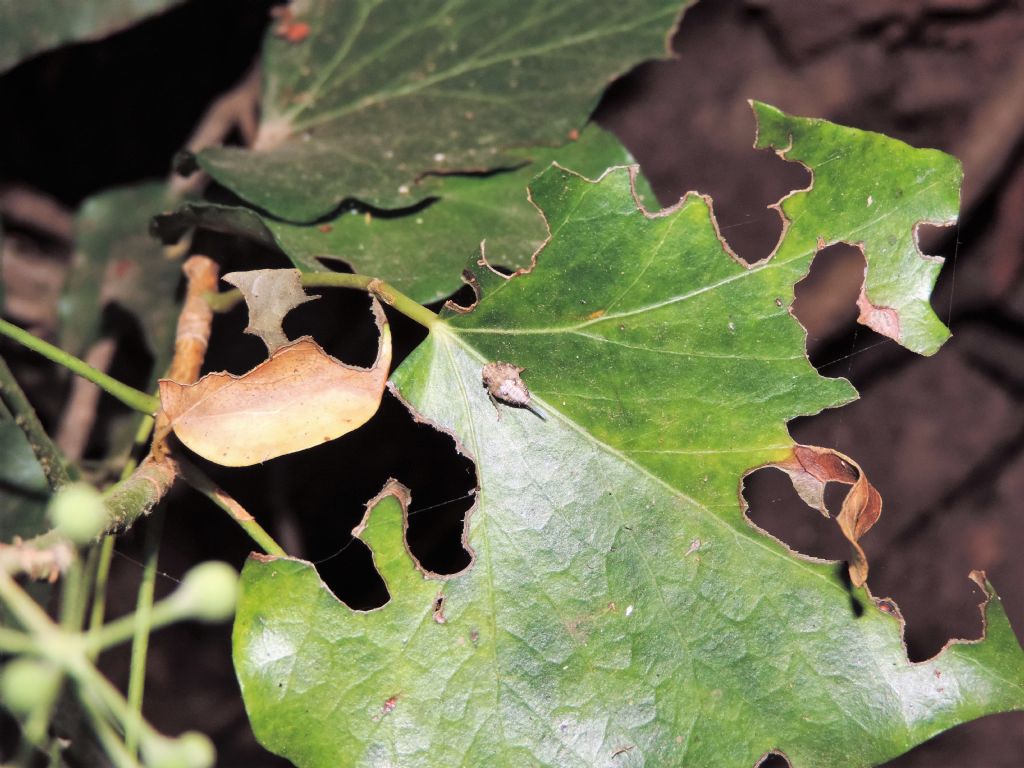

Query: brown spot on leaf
left=875, top=598, right=902, bottom=619
left=372, top=695, right=400, bottom=722
left=586, top=309, right=606, bottom=320
left=856, top=281, right=902, bottom=343
left=111, top=258, right=135, bottom=279
left=432, top=593, right=447, bottom=624
left=270, top=7, right=310, bottom=43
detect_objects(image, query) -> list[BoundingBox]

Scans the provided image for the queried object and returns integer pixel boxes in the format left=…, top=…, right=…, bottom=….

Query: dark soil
left=1, top=0, right=1022, bottom=765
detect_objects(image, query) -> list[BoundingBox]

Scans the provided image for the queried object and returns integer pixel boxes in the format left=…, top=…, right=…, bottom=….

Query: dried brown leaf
left=772, top=444, right=883, bottom=587
left=222, top=268, right=319, bottom=354
left=158, top=300, right=390, bottom=467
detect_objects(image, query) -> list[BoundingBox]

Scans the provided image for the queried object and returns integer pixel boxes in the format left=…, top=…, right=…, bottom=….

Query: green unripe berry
left=142, top=731, right=215, bottom=768
left=173, top=561, right=239, bottom=622
left=48, top=482, right=107, bottom=544
left=0, top=658, right=61, bottom=716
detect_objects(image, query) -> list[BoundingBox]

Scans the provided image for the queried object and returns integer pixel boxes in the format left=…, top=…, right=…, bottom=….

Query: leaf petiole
left=205, top=271, right=440, bottom=330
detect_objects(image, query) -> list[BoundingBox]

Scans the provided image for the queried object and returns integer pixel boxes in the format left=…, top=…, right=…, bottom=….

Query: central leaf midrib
left=436, top=327, right=849, bottom=599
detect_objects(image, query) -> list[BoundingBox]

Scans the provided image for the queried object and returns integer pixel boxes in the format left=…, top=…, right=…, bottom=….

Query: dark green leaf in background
left=158, top=127, right=655, bottom=304
left=0, top=0, right=186, bottom=74
left=61, top=182, right=183, bottom=379
left=0, top=400, right=51, bottom=542
left=0, top=221, right=50, bottom=540
left=233, top=108, right=1024, bottom=767
left=197, top=0, right=689, bottom=221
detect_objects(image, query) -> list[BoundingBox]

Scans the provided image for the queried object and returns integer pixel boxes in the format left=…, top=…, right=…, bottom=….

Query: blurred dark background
left=1, top=0, right=1022, bottom=765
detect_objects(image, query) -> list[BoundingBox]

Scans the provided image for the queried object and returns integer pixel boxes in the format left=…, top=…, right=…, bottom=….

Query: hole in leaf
left=191, top=390, right=476, bottom=610
left=593, top=0, right=809, bottom=266
left=744, top=467, right=856, bottom=563
left=312, top=256, right=430, bottom=369
left=756, top=751, right=791, bottom=768
left=743, top=466, right=865, bottom=616
left=790, top=242, right=866, bottom=361
left=438, top=281, right=480, bottom=314
left=788, top=240, right=1003, bottom=660
left=183, top=232, right=471, bottom=609
left=915, top=222, right=953, bottom=257
left=314, top=538, right=390, bottom=612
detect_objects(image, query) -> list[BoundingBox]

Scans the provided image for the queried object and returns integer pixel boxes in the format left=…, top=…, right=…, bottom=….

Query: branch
left=1, top=256, right=221, bottom=579
left=0, top=184, right=74, bottom=242
left=169, top=63, right=261, bottom=199
left=55, top=338, right=118, bottom=460
left=0, top=355, right=77, bottom=489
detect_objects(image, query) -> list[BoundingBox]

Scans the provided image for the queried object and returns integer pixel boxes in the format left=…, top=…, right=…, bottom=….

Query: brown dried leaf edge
left=762, top=444, right=882, bottom=587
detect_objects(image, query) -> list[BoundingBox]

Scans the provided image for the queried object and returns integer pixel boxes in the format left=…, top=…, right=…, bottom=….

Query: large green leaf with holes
left=197, top=0, right=688, bottom=222
left=232, top=106, right=1024, bottom=767
left=157, top=127, right=655, bottom=304
left=0, top=0, right=186, bottom=74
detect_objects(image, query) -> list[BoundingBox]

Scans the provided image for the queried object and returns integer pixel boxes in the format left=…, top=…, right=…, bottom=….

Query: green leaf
left=0, top=402, right=51, bottom=542
left=61, top=182, right=182, bottom=378
left=197, top=0, right=688, bottom=222
left=0, top=0, right=186, bottom=75
left=752, top=102, right=958, bottom=356
left=157, top=127, right=655, bottom=304
left=233, top=108, right=1024, bottom=766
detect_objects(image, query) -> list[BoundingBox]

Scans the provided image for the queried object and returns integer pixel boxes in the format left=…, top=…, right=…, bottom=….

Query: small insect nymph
left=481, top=362, right=545, bottom=420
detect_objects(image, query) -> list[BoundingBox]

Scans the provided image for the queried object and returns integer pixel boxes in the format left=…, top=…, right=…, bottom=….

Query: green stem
left=73, top=656, right=164, bottom=755
left=23, top=676, right=63, bottom=751
left=0, top=356, right=78, bottom=488
left=0, top=319, right=159, bottom=414
left=233, top=515, right=286, bottom=557
left=0, top=567, right=62, bottom=636
left=89, top=414, right=154, bottom=659
left=177, top=459, right=286, bottom=556
left=0, top=569, right=163, bottom=766
left=46, top=734, right=65, bottom=768
left=86, top=536, right=115, bottom=662
left=78, top=685, right=142, bottom=768
left=206, top=272, right=440, bottom=330
left=0, top=626, right=35, bottom=653
left=125, top=508, right=164, bottom=758
left=220, top=506, right=286, bottom=557
left=86, top=596, right=184, bottom=652
left=58, top=556, right=84, bottom=632
left=3, top=456, right=174, bottom=580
